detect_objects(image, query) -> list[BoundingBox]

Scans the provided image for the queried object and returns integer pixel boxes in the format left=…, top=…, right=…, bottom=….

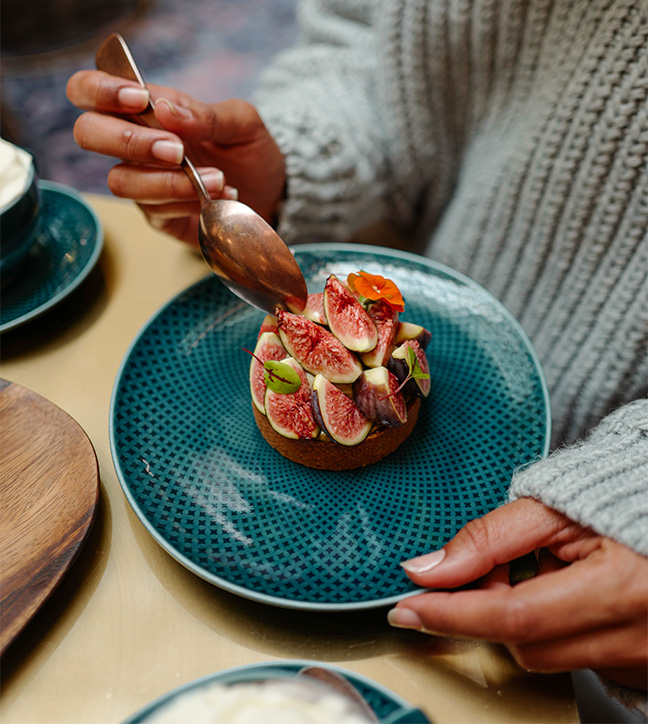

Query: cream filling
left=0, top=139, right=33, bottom=209
left=144, top=680, right=371, bottom=724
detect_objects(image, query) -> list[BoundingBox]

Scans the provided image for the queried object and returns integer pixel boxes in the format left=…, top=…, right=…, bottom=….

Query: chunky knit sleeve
left=253, top=0, right=392, bottom=244
left=509, top=400, right=648, bottom=556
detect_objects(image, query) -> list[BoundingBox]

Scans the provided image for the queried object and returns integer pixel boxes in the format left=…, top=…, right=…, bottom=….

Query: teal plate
left=0, top=181, right=103, bottom=332
left=122, top=660, right=418, bottom=723
left=110, top=245, right=550, bottom=610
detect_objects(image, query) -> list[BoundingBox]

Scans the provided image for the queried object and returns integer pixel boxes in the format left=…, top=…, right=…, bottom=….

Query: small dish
left=0, top=180, right=103, bottom=333
left=0, top=145, right=40, bottom=287
left=121, top=660, right=419, bottom=724
left=110, top=245, right=550, bottom=610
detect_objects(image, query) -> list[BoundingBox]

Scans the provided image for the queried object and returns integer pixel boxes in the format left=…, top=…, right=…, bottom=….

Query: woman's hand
left=389, top=498, right=648, bottom=691
left=66, top=70, right=286, bottom=246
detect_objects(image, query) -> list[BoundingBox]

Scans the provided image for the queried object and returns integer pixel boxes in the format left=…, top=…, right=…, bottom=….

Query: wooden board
left=0, top=379, right=99, bottom=655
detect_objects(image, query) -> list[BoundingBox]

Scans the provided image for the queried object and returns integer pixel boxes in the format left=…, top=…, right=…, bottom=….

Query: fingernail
left=156, top=97, right=192, bottom=120
left=149, top=215, right=166, bottom=231
left=388, top=607, right=424, bottom=630
left=118, top=87, right=149, bottom=109
left=401, top=548, right=446, bottom=574
left=152, top=139, right=184, bottom=164
left=223, top=186, right=239, bottom=200
left=200, top=169, right=225, bottom=192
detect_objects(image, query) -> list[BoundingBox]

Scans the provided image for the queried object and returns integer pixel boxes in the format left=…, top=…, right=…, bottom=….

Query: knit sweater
left=254, top=0, right=648, bottom=558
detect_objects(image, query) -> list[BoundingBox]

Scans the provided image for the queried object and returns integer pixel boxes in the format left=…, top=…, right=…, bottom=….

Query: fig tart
left=248, top=271, right=431, bottom=470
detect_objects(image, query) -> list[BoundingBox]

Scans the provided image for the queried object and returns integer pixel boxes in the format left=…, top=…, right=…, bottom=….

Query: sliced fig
left=352, top=366, right=407, bottom=427
left=323, top=274, right=378, bottom=353
left=360, top=300, right=399, bottom=368
left=249, top=331, right=287, bottom=413
left=388, top=339, right=431, bottom=398
left=264, top=357, right=320, bottom=440
left=395, top=321, right=432, bottom=350
left=312, top=374, right=373, bottom=446
left=257, top=313, right=279, bottom=337
left=303, top=292, right=327, bottom=325
left=276, top=309, right=363, bottom=384
left=344, top=273, right=363, bottom=299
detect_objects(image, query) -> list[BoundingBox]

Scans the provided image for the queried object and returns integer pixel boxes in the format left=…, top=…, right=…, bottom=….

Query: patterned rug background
left=2, top=0, right=297, bottom=194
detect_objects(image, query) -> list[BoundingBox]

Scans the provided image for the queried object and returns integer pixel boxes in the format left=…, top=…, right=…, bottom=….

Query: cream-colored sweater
left=255, top=0, right=647, bottom=558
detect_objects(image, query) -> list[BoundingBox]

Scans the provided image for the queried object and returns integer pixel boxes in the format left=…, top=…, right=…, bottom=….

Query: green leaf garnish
left=243, top=348, right=303, bottom=394
left=263, top=360, right=302, bottom=394
left=379, top=344, right=429, bottom=400
left=406, top=346, right=430, bottom=380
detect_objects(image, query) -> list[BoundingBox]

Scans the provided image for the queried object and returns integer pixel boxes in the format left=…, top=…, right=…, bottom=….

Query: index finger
left=67, top=70, right=150, bottom=113
left=391, top=550, right=635, bottom=644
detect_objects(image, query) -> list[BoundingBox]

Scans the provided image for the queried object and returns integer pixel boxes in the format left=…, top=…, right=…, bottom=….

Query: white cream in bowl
left=0, top=138, right=33, bottom=209
left=142, top=679, right=373, bottom=724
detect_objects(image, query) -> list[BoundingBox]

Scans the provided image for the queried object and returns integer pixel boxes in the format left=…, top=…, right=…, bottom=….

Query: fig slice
left=388, top=339, right=431, bottom=398
left=257, top=313, right=279, bottom=337
left=395, top=321, right=432, bottom=350
left=276, top=309, right=363, bottom=384
left=264, top=357, right=320, bottom=440
left=303, top=292, right=327, bottom=325
left=360, top=300, right=399, bottom=368
left=352, top=366, right=407, bottom=427
left=323, top=274, right=378, bottom=353
left=249, top=331, right=288, bottom=413
left=312, top=374, right=373, bottom=446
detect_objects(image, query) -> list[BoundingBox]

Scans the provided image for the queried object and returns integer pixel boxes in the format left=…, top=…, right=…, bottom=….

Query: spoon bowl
left=297, top=666, right=379, bottom=722
left=95, top=33, right=307, bottom=314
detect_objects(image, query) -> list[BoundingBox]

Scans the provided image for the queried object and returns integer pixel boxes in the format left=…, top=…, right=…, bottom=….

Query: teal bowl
left=0, top=159, right=40, bottom=288
left=121, top=661, right=426, bottom=723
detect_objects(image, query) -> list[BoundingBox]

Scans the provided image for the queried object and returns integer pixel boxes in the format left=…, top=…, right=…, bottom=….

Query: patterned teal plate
left=122, top=661, right=416, bottom=723
left=110, top=245, right=550, bottom=610
left=0, top=181, right=103, bottom=332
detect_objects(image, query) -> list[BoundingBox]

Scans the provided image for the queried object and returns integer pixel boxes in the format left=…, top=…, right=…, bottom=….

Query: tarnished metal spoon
left=95, top=33, right=307, bottom=314
left=298, top=666, right=379, bottom=722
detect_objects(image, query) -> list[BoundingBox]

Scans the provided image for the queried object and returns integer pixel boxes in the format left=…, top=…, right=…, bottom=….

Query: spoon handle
left=95, top=33, right=210, bottom=202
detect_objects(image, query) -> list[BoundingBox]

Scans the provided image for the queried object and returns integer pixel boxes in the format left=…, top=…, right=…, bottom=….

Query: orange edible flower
left=347, top=271, right=405, bottom=312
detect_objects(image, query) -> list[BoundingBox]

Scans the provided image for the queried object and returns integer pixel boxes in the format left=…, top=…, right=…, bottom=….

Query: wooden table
left=0, top=194, right=579, bottom=724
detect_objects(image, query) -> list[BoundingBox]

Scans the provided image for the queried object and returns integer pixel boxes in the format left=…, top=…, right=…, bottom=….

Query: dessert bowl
left=0, top=141, right=40, bottom=288
left=121, top=661, right=429, bottom=723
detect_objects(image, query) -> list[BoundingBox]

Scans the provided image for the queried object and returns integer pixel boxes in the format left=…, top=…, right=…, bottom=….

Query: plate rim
left=109, top=243, right=551, bottom=611
left=0, top=180, right=104, bottom=333
left=120, top=659, right=412, bottom=723
left=0, top=379, right=100, bottom=654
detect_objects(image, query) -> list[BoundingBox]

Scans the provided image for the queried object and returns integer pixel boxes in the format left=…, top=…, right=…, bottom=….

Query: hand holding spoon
left=95, top=33, right=307, bottom=314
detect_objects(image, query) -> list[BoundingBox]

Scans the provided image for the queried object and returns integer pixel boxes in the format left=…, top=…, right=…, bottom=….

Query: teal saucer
left=122, top=660, right=418, bottom=723
left=110, top=244, right=550, bottom=610
left=0, top=181, right=103, bottom=332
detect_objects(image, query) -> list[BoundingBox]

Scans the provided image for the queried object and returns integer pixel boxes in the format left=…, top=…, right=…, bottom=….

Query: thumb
left=401, top=498, right=568, bottom=588
left=152, top=96, right=206, bottom=138
left=153, top=97, right=264, bottom=146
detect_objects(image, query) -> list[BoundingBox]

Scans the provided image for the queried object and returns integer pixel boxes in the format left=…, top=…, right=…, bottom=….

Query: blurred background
left=1, top=0, right=297, bottom=194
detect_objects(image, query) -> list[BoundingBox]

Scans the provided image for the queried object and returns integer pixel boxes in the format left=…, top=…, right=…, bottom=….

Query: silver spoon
left=298, top=667, right=432, bottom=723
left=95, top=33, right=307, bottom=315
left=298, top=666, right=379, bottom=722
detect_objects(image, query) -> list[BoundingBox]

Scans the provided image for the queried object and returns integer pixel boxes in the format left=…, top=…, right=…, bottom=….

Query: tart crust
left=253, top=397, right=421, bottom=471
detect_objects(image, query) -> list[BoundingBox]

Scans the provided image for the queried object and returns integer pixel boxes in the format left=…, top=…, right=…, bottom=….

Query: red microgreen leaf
left=243, top=348, right=302, bottom=394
